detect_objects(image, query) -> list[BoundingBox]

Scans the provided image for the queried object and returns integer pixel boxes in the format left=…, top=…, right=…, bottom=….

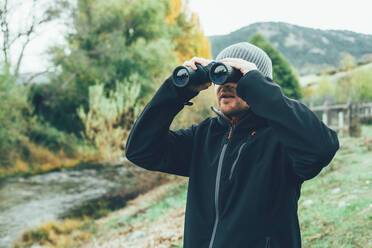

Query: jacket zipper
left=208, top=126, right=233, bottom=248
left=228, top=142, right=247, bottom=180
left=265, top=236, right=271, bottom=248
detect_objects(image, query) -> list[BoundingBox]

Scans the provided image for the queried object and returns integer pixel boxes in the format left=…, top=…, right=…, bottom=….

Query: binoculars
left=172, top=62, right=243, bottom=88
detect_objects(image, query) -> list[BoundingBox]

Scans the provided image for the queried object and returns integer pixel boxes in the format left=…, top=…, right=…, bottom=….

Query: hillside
left=300, top=61, right=372, bottom=86
left=209, top=22, right=372, bottom=75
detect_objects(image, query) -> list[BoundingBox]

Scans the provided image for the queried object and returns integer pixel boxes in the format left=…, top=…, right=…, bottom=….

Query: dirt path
left=83, top=179, right=187, bottom=248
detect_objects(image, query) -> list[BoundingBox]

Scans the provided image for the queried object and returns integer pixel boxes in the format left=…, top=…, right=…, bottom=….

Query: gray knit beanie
left=215, top=42, right=273, bottom=79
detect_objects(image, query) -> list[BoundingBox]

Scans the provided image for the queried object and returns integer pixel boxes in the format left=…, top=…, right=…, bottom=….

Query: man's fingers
left=183, top=57, right=214, bottom=71
left=183, top=60, right=197, bottom=70
left=221, top=61, right=241, bottom=70
left=217, top=58, right=257, bottom=75
left=183, top=61, right=194, bottom=70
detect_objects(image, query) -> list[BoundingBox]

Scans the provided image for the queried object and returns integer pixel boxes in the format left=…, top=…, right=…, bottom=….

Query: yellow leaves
left=13, top=159, right=29, bottom=173
left=80, top=12, right=87, bottom=22
left=192, top=24, right=212, bottom=59
left=166, top=0, right=182, bottom=24
left=303, top=84, right=315, bottom=98
left=71, top=39, right=80, bottom=49
left=166, top=0, right=212, bottom=63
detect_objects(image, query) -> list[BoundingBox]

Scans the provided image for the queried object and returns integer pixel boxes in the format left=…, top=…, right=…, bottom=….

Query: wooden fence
left=309, top=101, right=372, bottom=137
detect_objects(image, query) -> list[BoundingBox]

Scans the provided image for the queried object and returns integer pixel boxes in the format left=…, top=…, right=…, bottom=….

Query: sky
left=12, top=0, right=372, bottom=73
left=188, top=0, right=372, bottom=36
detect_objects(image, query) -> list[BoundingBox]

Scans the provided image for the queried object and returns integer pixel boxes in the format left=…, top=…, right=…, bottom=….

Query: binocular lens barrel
left=210, top=63, right=228, bottom=85
left=173, top=67, right=190, bottom=87
left=209, top=62, right=243, bottom=85
left=172, top=64, right=210, bottom=88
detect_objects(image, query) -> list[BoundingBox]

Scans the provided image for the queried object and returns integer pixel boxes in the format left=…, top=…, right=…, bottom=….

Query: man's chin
left=220, top=105, right=250, bottom=117
left=220, top=107, right=238, bottom=116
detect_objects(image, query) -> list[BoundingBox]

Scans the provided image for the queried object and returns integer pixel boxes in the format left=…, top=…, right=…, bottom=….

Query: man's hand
left=218, top=58, right=257, bottom=75
left=182, top=57, right=214, bottom=93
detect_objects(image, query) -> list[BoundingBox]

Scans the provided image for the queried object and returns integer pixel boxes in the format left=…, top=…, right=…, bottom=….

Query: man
left=125, top=42, right=339, bottom=248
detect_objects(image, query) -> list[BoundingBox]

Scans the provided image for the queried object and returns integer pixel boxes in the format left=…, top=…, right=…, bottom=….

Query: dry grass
left=0, top=139, right=91, bottom=178
left=14, top=218, right=91, bottom=248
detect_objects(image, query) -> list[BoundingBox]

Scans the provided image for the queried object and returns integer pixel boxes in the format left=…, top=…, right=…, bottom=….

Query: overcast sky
left=16, top=0, right=372, bottom=73
left=188, top=0, right=372, bottom=36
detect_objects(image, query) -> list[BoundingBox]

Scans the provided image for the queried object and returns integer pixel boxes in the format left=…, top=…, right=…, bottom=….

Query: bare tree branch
left=0, top=0, right=9, bottom=65
left=13, top=2, right=37, bottom=78
left=13, top=35, right=31, bottom=79
left=1, top=0, right=69, bottom=80
left=60, top=60, right=92, bottom=90
left=26, top=68, right=50, bottom=83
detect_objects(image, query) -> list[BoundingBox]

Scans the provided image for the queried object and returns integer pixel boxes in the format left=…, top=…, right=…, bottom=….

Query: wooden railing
left=309, top=101, right=372, bottom=136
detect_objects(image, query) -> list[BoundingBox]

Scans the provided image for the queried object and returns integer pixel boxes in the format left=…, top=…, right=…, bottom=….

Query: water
left=0, top=163, right=132, bottom=248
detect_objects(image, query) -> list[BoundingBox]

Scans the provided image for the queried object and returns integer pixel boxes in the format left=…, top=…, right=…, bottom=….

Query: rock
left=338, top=201, right=346, bottom=207
left=303, top=199, right=313, bottom=207
left=345, top=194, right=357, bottom=201
left=125, top=230, right=147, bottom=242
left=331, top=188, right=341, bottom=194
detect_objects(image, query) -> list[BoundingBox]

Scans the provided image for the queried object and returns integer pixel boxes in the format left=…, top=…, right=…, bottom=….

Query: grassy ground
left=14, top=126, right=372, bottom=248
left=297, top=125, right=372, bottom=248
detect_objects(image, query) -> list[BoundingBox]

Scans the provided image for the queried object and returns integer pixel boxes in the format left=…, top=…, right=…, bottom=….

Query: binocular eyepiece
left=172, top=62, right=243, bottom=88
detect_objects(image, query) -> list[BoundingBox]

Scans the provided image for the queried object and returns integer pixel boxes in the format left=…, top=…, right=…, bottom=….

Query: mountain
left=208, top=22, right=372, bottom=75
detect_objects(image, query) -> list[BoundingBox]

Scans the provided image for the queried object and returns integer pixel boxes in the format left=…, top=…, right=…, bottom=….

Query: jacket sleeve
left=125, top=75, right=199, bottom=177
left=236, top=70, right=340, bottom=182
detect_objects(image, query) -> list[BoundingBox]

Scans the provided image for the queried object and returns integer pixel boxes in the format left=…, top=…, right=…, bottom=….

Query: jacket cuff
left=236, top=69, right=277, bottom=107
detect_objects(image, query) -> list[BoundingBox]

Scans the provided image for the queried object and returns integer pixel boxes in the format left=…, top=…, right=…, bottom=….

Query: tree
left=0, top=65, right=31, bottom=166
left=313, top=76, right=336, bottom=105
left=32, top=0, right=212, bottom=133
left=335, top=67, right=372, bottom=103
left=339, top=52, right=355, bottom=71
left=0, top=0, right=68, bottom=80
left=166, top=0, right=211, bottom=63
left=32, top=0, right=176, bottom=135
left=250, top=33, right=303, bottom=100
left=30, top=0, right=212, bottom=161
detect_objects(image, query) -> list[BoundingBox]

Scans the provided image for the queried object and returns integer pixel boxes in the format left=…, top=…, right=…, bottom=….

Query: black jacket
left=125, top=70, right=340, bottom=248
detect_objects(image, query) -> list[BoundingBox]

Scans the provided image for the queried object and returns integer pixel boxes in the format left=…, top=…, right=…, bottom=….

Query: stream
left=0, top=162, right=132, bottom=248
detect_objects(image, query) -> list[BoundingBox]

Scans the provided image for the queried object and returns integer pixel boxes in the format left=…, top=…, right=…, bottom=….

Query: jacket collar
left=210, top=106, right=268, bottom=129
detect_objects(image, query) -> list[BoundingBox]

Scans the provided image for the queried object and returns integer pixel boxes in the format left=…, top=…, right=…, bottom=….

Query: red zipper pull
left=228, top=127, right=232, bottom=139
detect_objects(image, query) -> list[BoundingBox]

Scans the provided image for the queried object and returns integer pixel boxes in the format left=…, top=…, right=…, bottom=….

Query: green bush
left=27, top=121, right=88, bottom=157
left=77, top=75, right=143, bottom=161
left=0, top=67, right=31, bottom=166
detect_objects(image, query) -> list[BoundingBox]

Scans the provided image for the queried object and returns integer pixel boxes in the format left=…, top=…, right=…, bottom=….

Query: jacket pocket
left=228, top=142, right=247, bottom=180
left=265, top=236, right=271, bottom=248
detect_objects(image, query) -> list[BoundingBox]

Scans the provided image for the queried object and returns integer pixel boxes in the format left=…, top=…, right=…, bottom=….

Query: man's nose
left=221, top=83, right=236, bottom=91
